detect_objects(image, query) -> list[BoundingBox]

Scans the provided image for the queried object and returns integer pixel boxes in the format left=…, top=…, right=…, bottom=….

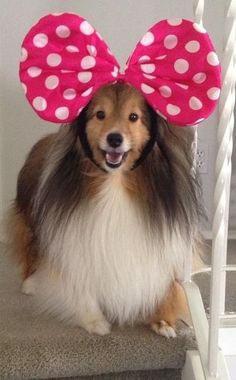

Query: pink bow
left=19, top=13, right=221, bottom=126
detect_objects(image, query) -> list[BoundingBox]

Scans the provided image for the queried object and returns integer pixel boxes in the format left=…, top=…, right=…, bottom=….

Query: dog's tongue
left=106, top=152, right=123, bottom=165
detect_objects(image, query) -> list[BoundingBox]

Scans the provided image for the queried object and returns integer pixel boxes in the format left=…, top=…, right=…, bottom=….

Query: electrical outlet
left=196, top=142, right=208, bottom=174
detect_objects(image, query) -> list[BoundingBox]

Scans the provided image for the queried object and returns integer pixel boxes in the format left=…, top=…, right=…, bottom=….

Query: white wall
left=1, top=0, right=234, bottom=235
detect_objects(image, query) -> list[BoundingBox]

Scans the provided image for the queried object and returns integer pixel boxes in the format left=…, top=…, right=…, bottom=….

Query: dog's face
left=85, top=84, right=152, bottom=172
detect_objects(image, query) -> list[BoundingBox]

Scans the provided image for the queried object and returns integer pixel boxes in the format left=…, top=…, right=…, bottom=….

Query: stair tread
left=0, top=246, right=196, bottom=380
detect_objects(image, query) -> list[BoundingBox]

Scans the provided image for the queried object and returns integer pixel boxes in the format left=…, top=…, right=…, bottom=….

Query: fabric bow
left=19, top=13, right=221, bottom=126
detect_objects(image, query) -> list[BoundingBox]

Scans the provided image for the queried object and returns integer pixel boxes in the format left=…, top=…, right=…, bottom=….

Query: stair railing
left=182, top=1, right=236, bottom=379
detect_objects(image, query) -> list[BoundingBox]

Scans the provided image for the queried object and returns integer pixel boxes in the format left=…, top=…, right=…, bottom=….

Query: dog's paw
left=151, top=320, right=177, bottom=338
left=82, top=319, right=111, bottom=336
left=21, top=276, right=36, bottom=295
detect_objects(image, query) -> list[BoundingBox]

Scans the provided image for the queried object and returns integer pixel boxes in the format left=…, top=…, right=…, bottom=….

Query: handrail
left=208, top=0, right=236, bottom=376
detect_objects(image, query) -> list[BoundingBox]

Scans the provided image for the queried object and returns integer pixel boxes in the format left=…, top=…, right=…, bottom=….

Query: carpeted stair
left=0, top=242, right=235, bottom=380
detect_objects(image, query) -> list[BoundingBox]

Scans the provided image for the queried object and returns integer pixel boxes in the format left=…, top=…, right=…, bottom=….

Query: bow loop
left=20, top=13, right=119, bottom=122
left=125, top=18, right=221, bottom=125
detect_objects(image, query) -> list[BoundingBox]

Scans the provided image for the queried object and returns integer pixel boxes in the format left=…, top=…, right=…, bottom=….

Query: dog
left=9, top=83, right=201, bottom=337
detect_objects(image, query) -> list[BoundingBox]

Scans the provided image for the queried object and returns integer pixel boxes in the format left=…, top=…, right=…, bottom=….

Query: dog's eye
left=96, top=110, right=106, bottom=120
left=129, top=113, right=139, bottom=122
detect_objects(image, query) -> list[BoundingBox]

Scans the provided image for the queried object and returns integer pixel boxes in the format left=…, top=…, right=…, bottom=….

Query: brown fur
left=7, top=208, right=38, bottom=279
left=8, top=135, right=56, bottom=277
left=149, top=281, right=191, bottom=331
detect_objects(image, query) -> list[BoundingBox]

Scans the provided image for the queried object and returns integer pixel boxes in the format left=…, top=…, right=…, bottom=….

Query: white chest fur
left=39, top=173, right=189, bottom=325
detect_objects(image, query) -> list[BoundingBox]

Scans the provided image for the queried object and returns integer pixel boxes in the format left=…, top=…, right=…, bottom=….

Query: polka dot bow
left=19, top=13, right=221, bottom=126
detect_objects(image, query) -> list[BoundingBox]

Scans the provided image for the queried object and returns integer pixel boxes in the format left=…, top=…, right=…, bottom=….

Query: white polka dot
left=189, top=96, right=203, bottom=110
left=55, top=107, right=69, bottom=120
left=193, top=23, right=206, bottom=33
left=185, top=40, right=200, bottom=53
left=81, top=87, right=93, bottom=97
left=21, top=83, right=27, bottom=94
left=47, top=53, right=62, bottom=67
left=207, top=52, right=219, bottom=66
left=111, top=66, right=119, bottom=78
left=56, top=25, right=71, bottom=38
left=33, top=96, right=47, bottom=111
left=174, top=59, right=189, bottom=74
left=192, top=72, right=207, bottom=84
left=140, top=32, right=154, bottom=46
left=87, top=45, right=97, bottom=57
left=45, top=75, right=59, bottom=90
left=33, top=33, right=48, bottom=48
left=143, top=74, right=155, bottom=79
left=166, top=104, right=181, bottom=116
left=20, top=47, right=28, bottom=62
left=61, top=70, right=74, bottom=73
left=207, top=87, right=220, bottom=100
left=27, top=67, right=42, bottom=77
left=80, top=20, right=94, bottom=35
left=81, top=56, right=96, bottom=70
left=139, top=55, right=151, bottom=63
left=66, top=45, right=79, bottom=53
left=156, top=55, right=167, bottom=60
left=164, top=35, right=178, bottom=49
left=107, top=48, right=113, bottom=55
left=167, top=18, right=182, bottom=26
left=63, top=88, right=77, bottom=100
left=141, top=63, right=155, bottom=74
left=141, top=83, right=155, bottom=94
left=52, top=13, right=63, bottom=16
left=78, top=71, right=93, bottom=83
left=175, top=82, right=189, bottom=90
left=159, top=85, right=172, bottom=98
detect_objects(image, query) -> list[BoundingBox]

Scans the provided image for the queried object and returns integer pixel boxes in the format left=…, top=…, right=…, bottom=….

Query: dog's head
left=77, top=83, right=157, bottom=172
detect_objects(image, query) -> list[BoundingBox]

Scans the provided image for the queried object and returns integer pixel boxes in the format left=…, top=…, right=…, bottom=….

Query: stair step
left=0, top=245, right=196, bottom=380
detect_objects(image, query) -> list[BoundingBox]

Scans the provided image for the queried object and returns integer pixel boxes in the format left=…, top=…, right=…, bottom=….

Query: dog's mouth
left=102, top=150, right=129, bottom=169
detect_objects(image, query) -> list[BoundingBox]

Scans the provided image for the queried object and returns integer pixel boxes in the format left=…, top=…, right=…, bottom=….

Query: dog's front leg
left=148, top=281, right=190, bottom=338
left=74, top=295, right=111, bottom=336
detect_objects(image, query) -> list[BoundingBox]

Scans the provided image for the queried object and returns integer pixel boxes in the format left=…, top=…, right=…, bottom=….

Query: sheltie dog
left=9, top=83, right=201, bottom=337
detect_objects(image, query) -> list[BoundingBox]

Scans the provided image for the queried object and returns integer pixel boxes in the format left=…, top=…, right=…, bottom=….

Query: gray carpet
left=193, top=240, right=236, bottom=316
left=0, top=245, right=195, bottom=380
left=1, top=241, right=235, bottom=380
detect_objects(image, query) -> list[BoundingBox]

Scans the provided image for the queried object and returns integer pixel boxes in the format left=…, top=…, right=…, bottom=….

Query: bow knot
left=117, top=72, right=126, bottom=82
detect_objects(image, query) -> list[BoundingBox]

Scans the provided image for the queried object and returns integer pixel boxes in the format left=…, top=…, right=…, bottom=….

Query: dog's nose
left=107, top=133, right=123, bottom=148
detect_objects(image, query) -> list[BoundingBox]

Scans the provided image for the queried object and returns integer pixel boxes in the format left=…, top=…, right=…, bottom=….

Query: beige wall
left=1, top=0, right=232, bottom=235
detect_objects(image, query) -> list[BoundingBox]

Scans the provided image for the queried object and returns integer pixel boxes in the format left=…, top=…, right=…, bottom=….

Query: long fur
left=9, top=83, right=202, bottom=334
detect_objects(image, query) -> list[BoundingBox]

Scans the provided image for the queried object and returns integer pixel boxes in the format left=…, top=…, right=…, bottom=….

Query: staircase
left=1, top=242, right=235, bottom=380
left=0, top=244, right=196, bottom=380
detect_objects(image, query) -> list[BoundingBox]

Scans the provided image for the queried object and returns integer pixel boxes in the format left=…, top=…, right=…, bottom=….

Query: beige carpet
left=0, top=245, right=196, bottom=380
left=1, top=240, right=235, bottom=379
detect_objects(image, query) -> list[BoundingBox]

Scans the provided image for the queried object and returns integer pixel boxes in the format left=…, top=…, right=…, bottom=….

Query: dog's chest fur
left=44, top=173, right=188, bottom=324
